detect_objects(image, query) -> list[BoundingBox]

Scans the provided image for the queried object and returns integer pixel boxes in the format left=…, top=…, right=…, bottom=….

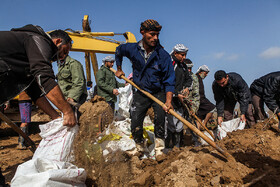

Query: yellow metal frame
left=65, top=15, right=136, bottom=81
left=48, top=15, right=136, bottom=81
left=67, top=31, right=136, bottom=53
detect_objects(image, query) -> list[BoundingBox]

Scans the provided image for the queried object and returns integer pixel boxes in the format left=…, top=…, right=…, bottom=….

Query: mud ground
left=1, top=109, right=280, bottom=186
left=74, top=112, right=280, bottom=187
left=0, top=122, right=42, bottom=185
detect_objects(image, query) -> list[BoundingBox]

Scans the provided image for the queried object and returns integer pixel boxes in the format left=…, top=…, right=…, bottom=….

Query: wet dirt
left=0, top=122, right=42, bottom=184
left=73, top=95, right=114, bottom=186
left=74, top=113, right=280, bottom=186
left=1, top=103, right=280, bottom=186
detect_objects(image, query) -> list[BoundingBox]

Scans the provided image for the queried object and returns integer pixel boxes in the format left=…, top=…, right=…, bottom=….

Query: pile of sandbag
left=11, top=118, right=87, bottom=187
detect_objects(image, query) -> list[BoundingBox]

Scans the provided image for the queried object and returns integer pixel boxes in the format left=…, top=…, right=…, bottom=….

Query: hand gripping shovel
left=111, top=68, right=234, bottom=161
left=0, top=111, right=36, bottom=153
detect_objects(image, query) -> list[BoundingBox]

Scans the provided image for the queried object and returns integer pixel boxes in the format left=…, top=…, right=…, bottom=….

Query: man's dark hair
left=214, top=70, right=227, bottom=81
left=49, top=30, right=72, bottom=44
left=87, top=81, right=93, bottom=87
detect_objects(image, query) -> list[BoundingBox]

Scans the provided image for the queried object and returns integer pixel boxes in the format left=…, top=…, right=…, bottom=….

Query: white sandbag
left=11, top=158, right=86, bottom=187
left=200, top=130, right=215, bottom=146
left=118, top=84, right=133, bottom=118
left=217, top=118, right=246, bottom=140
left=100, top=117, right=156, bottom=159
left=102, top=137, right=136, bottom=156
left=32, top=118, right=79, bottom=162
left=11, top=118, right=86, bottom=186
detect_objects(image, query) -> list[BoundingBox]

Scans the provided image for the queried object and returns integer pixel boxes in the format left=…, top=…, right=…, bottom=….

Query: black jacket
left=172, top=55, right=192, bottom=109
left=212, top=72, right=251, bottom=116
left=196, top=74, right=215, bottom=117
left=0, top=24, right=58, bottom=103
left=250, top=71, right=280, bottom=113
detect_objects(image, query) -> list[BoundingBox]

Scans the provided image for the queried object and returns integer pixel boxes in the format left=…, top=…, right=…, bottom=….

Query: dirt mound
left=74, top=114, right=280, bottom=186
left=31, top=108, right=51, bottom=122
left=73, top=95, right=114, bottom=185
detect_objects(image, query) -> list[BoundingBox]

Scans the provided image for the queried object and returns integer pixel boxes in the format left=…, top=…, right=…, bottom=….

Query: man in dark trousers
left=196, top=65, right=215, bottom=127
left=250, top=71, right=280, bottom=127
left=165, top=44, right=191, bottom=148
left=115, top=19, right=175, bottom=159
left=212, top=70, right=255, bottom=127
left=0, top=25, right=76, bottom=127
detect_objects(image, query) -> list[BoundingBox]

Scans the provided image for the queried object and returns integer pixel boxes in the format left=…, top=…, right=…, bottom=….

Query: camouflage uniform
left=184, top=72, right=200, bottom=113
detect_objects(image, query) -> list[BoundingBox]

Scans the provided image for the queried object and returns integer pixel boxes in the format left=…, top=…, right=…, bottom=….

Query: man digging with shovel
left=115, top=19, right=175, bottom=160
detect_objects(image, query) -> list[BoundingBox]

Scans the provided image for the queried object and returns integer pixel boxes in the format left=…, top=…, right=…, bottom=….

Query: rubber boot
left=192, top=133, right=201, bottom=147
left=165, top=129, right=173, bottom=149
left=173, top=131, right=183, bottom=148
left=155, top=138, right=166, bottom=161
left=18, top=126, right=28, bottom=149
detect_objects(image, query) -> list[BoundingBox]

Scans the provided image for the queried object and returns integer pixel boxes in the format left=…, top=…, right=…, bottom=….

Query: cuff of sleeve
left=68, top=94, right=80, bottom=102
left=41, top=79, right=58, bottom=94
left=165, top=86, right=174, bottom=93
left=116, top=60, right=122, bottom=67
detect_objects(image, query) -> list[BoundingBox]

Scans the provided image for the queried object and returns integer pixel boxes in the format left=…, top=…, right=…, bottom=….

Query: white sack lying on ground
left=11, top=158, right=86, bottom=187
left=217, top=118, right=246, bottom=140
left=98, top=116, right=156, bottom=159
left=11, top=118, right=86, bottom=187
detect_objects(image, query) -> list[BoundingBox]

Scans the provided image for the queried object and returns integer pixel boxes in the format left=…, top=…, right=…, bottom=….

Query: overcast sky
left=1, top=0, right=279, bottom=102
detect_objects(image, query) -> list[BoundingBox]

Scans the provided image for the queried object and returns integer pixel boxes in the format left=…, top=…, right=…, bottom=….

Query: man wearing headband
left=0, top=25, right=76, bottom=127
left=195, top=65, right=216, bottom=127
left=213, top=70, right=255, bottom=127
left=115, top=19, right=175, bottom=160
left=97, top=56, right=125, bottom=112
left=165, top=44, right=192, bottom=148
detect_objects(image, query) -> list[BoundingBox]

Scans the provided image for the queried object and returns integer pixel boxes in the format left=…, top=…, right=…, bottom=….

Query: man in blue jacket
left=115, top=19, right=175, bottom=159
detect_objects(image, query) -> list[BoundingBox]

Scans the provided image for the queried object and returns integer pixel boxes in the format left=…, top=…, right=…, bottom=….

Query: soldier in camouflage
left=184, top=59, right=200, bottom=114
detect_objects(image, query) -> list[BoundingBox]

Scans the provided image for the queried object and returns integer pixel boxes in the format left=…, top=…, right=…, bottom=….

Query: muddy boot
left=18, top=127, right=28, bottom=150
left=126, top=141, right=146, bottom=157
left=155, top=138, right=166, bottom=161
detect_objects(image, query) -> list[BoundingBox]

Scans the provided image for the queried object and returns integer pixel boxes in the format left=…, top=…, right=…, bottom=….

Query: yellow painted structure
left=64, top=15, right=136, bottom=82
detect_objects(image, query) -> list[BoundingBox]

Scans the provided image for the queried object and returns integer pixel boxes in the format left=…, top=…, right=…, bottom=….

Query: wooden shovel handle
left=110, top=68, right=234, bottom=160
